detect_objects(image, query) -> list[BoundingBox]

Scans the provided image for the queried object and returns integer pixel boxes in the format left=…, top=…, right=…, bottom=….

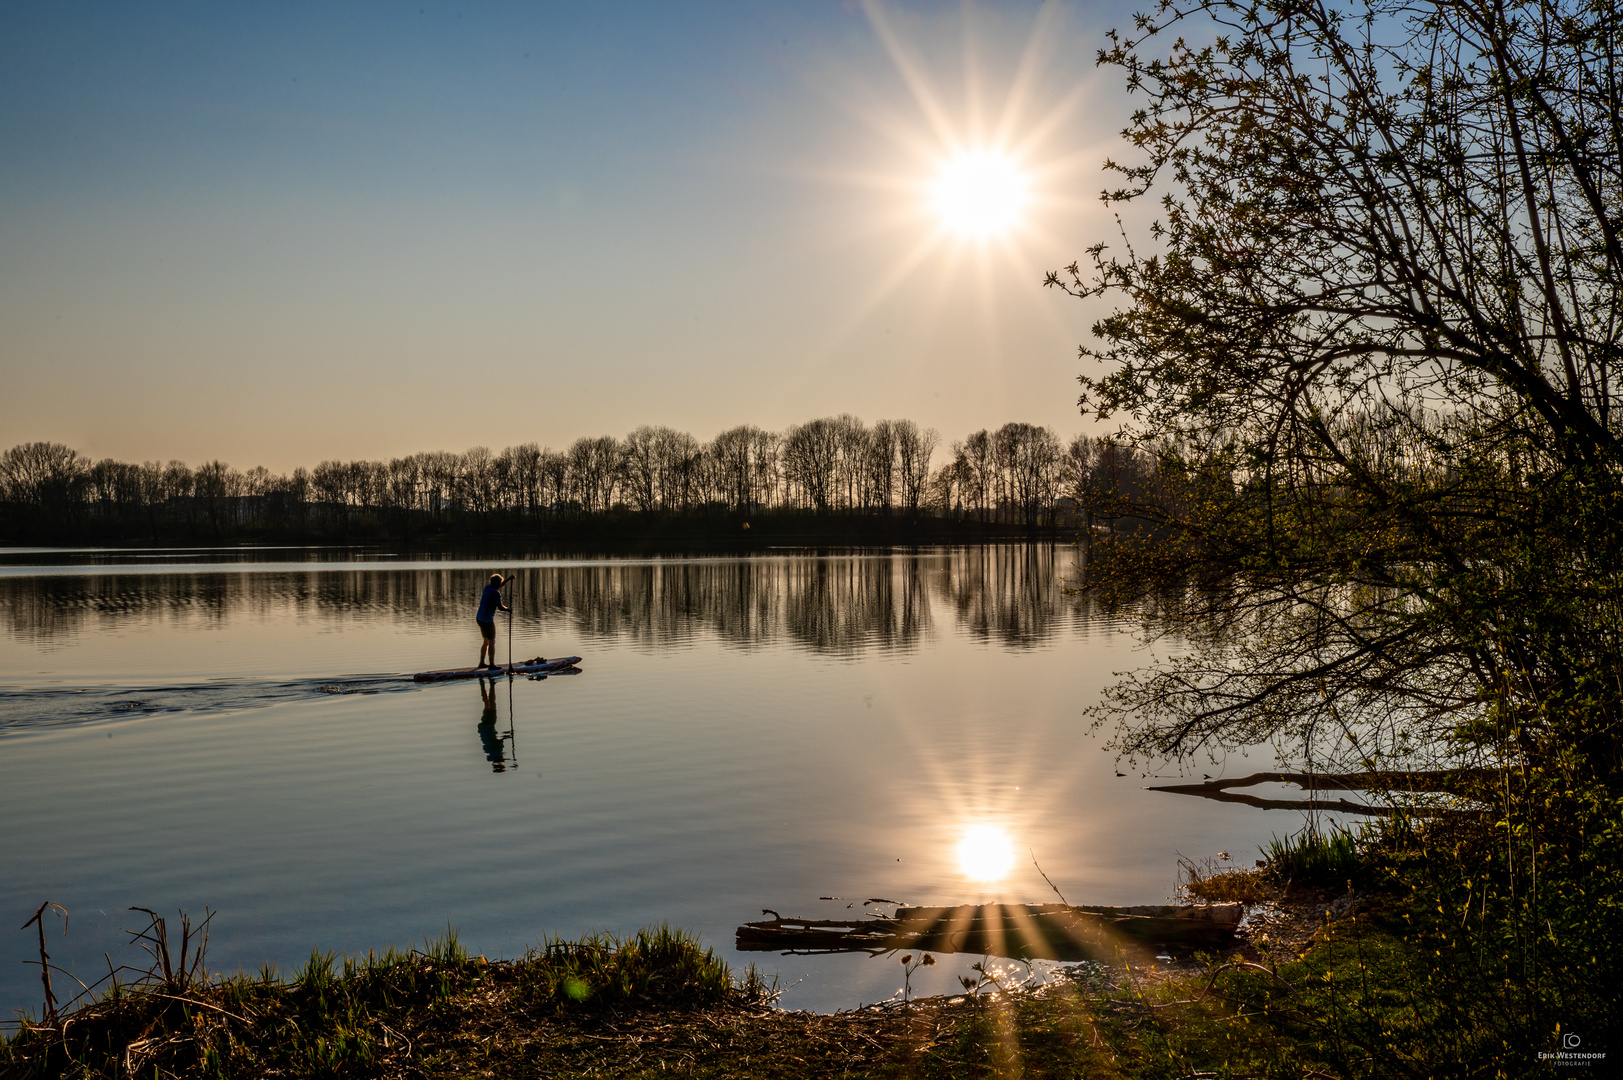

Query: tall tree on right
left=1048, top=0, right=1623, bottom=777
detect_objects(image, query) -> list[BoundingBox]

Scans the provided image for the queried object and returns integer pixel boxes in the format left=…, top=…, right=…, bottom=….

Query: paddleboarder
left=476, top=573, right=511, bottom=668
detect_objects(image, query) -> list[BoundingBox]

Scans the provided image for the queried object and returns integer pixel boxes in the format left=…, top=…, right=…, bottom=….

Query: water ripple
left=0, top=675, right=419, bottom=734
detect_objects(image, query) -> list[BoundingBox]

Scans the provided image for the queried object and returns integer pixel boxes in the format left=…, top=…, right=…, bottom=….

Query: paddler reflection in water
left=476, top=573, right=511, bottom=668
left=476, top=678, right=510, bottom=772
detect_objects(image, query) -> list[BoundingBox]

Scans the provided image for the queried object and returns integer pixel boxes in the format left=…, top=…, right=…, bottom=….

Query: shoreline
left=2, top=873, right=1373, bottom=1079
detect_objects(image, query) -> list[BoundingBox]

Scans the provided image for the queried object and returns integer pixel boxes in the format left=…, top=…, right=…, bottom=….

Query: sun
left=808, top=1, right=1091, bottom=344
left=931, top=151, right=1029, bottom=239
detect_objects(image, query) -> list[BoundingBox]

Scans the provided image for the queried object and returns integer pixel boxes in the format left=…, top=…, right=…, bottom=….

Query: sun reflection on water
left=957, top=823, right=1015, bottom=882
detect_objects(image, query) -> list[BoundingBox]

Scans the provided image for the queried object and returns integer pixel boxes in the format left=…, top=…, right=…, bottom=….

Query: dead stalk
left=20, top=900, right=67, bottom=1030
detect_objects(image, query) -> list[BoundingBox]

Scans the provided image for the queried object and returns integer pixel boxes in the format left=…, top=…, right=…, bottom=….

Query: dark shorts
left=477, top=620, right=496, bottom=640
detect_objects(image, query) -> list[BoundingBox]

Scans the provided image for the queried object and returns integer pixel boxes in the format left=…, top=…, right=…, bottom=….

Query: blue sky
left=1, top=1, right=1137, bottom=471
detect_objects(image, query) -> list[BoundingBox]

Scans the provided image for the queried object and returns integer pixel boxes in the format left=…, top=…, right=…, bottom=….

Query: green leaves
left=1052, top=0, right=1623, bottom=781
left=1054, top=7, right=1623, bottom=1058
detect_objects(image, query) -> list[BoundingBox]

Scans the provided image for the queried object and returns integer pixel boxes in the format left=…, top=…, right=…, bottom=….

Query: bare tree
left=621, top=426, right=663, bottom=512
left=954, top=431, right=993, bottom=522
left=782, top=418, right=841, bottom=511
left=892, top=419, right=939, bottom=514
left=0, top=443, right=86, bottom=532
left=992, top=423, right=1061, bottom=528
left=864, top=420, right=898, bottom=512
left=831, top=415, right=869, bottom=511
left=508, top=443, right=544, bottom=521
left=710, top=425, right=764, bottom=511
left=567, top=436, right=622, bottom=514
left=193, top=460, right=238, bottom=538
left=926, top=459, right=962, bottom=516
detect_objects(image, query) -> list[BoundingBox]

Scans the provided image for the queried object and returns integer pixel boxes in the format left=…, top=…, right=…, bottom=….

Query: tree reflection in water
left=0, top=546, right=1099, bottom=655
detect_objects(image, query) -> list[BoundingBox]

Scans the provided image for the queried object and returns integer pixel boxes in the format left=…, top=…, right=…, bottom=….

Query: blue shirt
left=476, top=583, right=503, bottom=623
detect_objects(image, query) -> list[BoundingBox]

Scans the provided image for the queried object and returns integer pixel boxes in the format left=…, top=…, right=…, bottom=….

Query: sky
left=1, top=1, right=1143, bottom=473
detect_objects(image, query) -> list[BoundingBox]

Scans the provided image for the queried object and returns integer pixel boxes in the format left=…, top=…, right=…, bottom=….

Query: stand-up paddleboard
left=413, top=656, right=582, bottom=683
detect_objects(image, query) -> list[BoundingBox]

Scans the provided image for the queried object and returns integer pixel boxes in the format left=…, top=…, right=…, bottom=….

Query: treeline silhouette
left=0, top=417, right=1157, bottom=545
left=1, top=548, right=1097, bottom=657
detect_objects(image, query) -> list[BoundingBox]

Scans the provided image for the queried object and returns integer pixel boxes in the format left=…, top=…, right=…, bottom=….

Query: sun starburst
left=932, top=150, right=1029, bottom=239
left=802, top=0, right=1098, bottom=352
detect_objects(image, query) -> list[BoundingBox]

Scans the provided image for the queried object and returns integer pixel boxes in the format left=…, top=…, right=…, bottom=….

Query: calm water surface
left=1, top=546, right=1305, bottom=1016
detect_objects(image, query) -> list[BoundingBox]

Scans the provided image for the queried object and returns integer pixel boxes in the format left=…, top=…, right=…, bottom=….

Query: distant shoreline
left=1, top=425, right=1150, bottom=549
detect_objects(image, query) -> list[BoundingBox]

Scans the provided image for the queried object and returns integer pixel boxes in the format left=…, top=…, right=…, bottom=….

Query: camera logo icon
left=1562, top=1032, right=1582, bottom=1050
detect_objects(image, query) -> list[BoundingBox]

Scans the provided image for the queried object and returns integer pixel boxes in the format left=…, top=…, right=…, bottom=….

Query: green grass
left=0, top=924, right=769, bottom=1079
left=1262, top=825, right=1362, bottom=887
left=519, top=923, right=765, bottom=1012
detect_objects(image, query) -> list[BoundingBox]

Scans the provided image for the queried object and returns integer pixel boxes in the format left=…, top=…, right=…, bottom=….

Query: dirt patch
left=1184, top=864, right=1366, bottom=960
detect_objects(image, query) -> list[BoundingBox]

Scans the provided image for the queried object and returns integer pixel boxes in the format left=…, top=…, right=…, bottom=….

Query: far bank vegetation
left=0, top=418, right=1155, bottom=545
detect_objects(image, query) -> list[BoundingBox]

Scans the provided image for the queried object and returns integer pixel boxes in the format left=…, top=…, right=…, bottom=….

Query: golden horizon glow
left=957, top=823, right=1016, bottom=882
left=931, top=150, right=1029, bottom=239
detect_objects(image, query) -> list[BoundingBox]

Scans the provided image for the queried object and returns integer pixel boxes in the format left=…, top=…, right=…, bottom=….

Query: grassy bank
left=0, top=916, right=1279, bottom=1079
left=0, top=906, right=1475, bottom=1080
left=6, top=812, right=1613, bottom=1077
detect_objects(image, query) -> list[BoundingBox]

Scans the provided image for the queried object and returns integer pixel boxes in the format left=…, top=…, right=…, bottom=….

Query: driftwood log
left=736, top=902, right=1243, bottom=962
left=1146, top=769, right=1492, bottom=815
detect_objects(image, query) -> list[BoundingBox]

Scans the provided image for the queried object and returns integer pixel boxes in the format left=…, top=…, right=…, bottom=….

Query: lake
left=0, top=545, right=1315, bottom=1017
